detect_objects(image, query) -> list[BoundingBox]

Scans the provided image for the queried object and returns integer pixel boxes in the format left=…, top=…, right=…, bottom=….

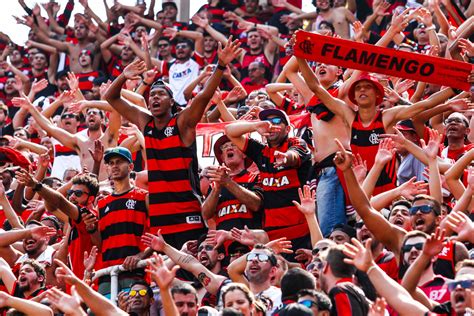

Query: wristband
left=32, top=182, right=43, bottom=192
left=217, top=64, right=226, bottom=71
left=366, top=265, right=377, bottom=275
left=452, top=87, right=463, bottom=94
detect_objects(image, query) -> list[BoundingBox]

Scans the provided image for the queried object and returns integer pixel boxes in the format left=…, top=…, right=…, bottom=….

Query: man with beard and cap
left=333, top=138, right=469, bottom=281
left=12, top=96, right=120, bottom=180
left=142, top=231, right=230, bottom=309
left=106, top=39, right=240, bottom=249
left=227, top=244, right=282, bottom=314
left=202, top=135, right=263, bottom=232
left=15, top=169, right=99, bottom=280
left=226, top=108, right=311, bottom=257
left=96, top=147, right=150, bottom=297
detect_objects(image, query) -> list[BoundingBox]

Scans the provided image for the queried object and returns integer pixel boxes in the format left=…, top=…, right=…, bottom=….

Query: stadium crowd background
left=0, top=0, right=473, bottom=315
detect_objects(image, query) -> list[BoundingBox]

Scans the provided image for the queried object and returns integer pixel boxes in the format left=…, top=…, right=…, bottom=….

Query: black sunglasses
left=61, top=113, right=77, bottom=119
left=197, top=244, right=214, bottom=252
left=402, top=242, right=424, bottom=252
left=409, top=205, right=434, bottom=215
left=67, top=189, right=90, bottom=197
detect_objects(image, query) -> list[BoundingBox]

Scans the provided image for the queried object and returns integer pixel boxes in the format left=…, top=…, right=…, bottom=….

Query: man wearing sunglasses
left=16, top=169, right=99, bottom=280
left=124, top=280, right=154, bottom=316
left=297, top=289, right=331, bottom=316
left=96, top=147, right=150, bottom=297
left=227, top=245, right=282, bottom=314
left=334, top=142, right=469, bottom=280
left=226, top=108, right=312, bottom=257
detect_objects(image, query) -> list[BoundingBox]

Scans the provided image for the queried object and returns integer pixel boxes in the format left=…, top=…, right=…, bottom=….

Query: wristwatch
left=32, top=182, right=43, bottom=192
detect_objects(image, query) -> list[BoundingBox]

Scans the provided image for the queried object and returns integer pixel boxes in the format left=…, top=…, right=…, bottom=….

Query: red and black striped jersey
left=68, top=206, right=95, bottom=280
left=243, top=137, right=310, bottom=241
left=107, top=56, right=126, bottom=79
left=374, top=249, right=398, bottom=281
left=75, top=71, right=101, bottom=93
left=351, top=111, right=397, bottom=195
left=212, top=170, right=263, bottom=231
left=97, top=187, right=149, bottom=269
left=144, top=115, right=204, bottom=242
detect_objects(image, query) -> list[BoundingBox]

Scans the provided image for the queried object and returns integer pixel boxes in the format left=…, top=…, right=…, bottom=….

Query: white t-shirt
left=256, top=286, right=282, bottom=316
left=168, top=59, right=200, bottom=106
left=50, top=138, right=81, bottom=180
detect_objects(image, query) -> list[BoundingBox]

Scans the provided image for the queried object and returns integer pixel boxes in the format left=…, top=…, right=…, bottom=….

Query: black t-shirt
left=0, top=123, right=13, bottom=137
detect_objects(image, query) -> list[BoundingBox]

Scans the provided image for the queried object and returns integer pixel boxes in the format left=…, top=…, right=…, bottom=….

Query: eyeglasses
left=129, top=289, right=148, bottom=297
left=61, top=113, right=77, bottom=119
left=176, top=44, right=188, bottom=49
left=445, top=117, right=468, bottom=126
left=409, top=205, right=434, bottom=215
left=402, top=242, right=424, bottom=252
left=197, top=244, right=214, bottom=252
left=67, top=189, right=90, bottom=198
left=299, top=300, right=319, bottom=309
left=447, top=279, right=474, bottom=291
left=246, top=253, right=271, bottom=263
left=312, top=246, right=328, bottom=256
left=158, top=43, right=169, bottom=48
left=265, top=117, right=283, bottom=125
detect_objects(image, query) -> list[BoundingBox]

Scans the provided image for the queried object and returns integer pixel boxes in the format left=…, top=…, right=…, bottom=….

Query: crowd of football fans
left=0, top=0, right=473, bottom=315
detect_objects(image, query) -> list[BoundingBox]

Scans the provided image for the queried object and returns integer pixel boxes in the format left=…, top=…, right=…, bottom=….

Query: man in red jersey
left=105, top=39, right=241, bottom=249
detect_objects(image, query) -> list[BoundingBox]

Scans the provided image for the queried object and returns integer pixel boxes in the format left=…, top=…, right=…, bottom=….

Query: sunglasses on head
left=61, top=113, right=77, bottom=119
left=265, top=117, right=283, bottom=125
left=409, top=205, right=434, bottom=215
left=198, top=244, right=214, bottom=252
left=246, top=253, right=271, bottom=263
left=402, top=242, right=424, bottom=252
left=67, top=189, right=89, bottom=197
left=447, top=279, right=474, bottom=292
left=129, top=289, right=148, bottom=297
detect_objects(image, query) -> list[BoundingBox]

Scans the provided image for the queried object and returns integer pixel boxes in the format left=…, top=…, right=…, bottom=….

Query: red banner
left=294, top=31, right=473, bottom=91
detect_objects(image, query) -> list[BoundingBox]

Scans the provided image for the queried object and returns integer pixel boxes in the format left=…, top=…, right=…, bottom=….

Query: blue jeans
left=316, top=166, right=347, bottom=237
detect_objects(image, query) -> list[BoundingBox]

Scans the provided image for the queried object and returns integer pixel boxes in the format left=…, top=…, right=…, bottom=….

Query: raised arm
left=15, top=169, right=80, bottom=222
left=0, top=292, right=53, bottom=316
left=333, top=139, right=406, bottom=254
left=177, top=38, right=241, bottom=145
left=296, top=56, right=354, bottom=123
left=104, top=60, right=152, bottom=131
left=12, top=97, right=79, bottom=150
left=292, top=185, right=323, bottom=246
left=142, top=231, right=227, bottom=295
left=343, top=239, right=430, bottom=316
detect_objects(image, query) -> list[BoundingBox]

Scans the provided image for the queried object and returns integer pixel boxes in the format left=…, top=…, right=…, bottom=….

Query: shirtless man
left=33, top=21, right=99, bottom=74
left=284, top=56, right=351, bottom=236
left=12, top=97, right=120, bottom=181
left=284, top=0, right=356, bottom=39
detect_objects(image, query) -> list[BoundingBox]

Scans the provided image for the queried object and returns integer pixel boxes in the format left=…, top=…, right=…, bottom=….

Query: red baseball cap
left=348, top=73, right=385, bottom=106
